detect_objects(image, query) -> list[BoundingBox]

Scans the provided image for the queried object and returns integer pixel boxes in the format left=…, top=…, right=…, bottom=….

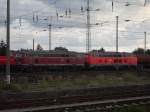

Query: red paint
left=0, top=56, right=15, bottom=65
left=86, top=54, right=137, bottom=65
left=20, top=56, right=86, bottom=65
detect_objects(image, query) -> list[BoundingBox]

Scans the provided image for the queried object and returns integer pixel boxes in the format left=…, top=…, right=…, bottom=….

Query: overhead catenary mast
left=33, top=38, right=35, bottom=51
left=144, top=0, right=147, bottom=6
left=144, top=32, right=147, bottom=54
left=86, top=0, right=91, bottom=53
left=116, top=16, right=119, bottom=53
left=6, top=0, right=10, bottom=85
left=49, top=24, right=52, bottom=51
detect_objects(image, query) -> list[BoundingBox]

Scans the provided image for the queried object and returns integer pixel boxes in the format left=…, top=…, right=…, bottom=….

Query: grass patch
left=123, top=72, right=139, bottom=82
left=0, top=71, right=150, bottom=92
left=0, top=82, right=22, bottom=92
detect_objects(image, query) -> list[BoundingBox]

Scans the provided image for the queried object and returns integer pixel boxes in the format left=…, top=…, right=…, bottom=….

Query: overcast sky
left=0, top=0, right=150, bottom=52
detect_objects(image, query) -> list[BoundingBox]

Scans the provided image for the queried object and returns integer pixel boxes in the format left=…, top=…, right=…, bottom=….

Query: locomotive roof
left=90, top=51, right=135, bottom=57
left=14, top=50, right=85, bottom=57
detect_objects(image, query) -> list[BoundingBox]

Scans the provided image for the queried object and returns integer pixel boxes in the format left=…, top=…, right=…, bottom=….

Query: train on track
left=0, top=49, right=142, bottom=73
left=0, top=42, right=150, bottom=72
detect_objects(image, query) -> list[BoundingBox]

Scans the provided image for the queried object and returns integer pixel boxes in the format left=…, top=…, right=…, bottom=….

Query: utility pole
left=33, top=38, right=35, bottom=51
left=116, top=16, right=119, bottom=53
left=48, top=24, right=52, bottom=51
left=144, top=32, right=147, bottom=54
left=144, top=0, right=147, bottom=6
left=112, top=0, right=114, bottom=12
left=86, top=0, right=91, bottom=53
left=6, top=0, right=10, bottom=85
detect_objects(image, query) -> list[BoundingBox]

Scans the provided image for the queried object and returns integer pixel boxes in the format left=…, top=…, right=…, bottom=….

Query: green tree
left=99, top=47, right=105, bottom=52
left=0, top=40, right=7, bottom=56
left=55, top=47, right=68, bottom=52
left=133, top=48, right=144, bottom=54
left=36, top=44, right=43, bottom=51
left=146, top=49, right=150, bottom=54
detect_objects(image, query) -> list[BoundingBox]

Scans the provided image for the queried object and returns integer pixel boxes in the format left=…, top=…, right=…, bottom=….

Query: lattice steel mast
left=6, top=0, right=10, bottom=85
left=86, top=0, right=91, bottom=53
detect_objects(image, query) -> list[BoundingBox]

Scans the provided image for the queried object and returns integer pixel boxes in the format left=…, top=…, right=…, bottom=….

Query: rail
left=0, top=84, right=150, bottom=111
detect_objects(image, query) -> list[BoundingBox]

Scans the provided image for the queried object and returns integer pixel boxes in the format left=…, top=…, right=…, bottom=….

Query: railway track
left=4, top=96, right=150, bottom=112
left=0, top=69, right=138, bottom=76
left=0, top=84, right=150, bottom=111
left=0, top=65, right=139, bottom=76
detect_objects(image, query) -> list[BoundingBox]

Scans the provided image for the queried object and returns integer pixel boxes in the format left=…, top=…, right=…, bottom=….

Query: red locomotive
left=0, top=50, right=139, bottom=72
left=136, top=54, right=150, bottom=69
left=0, top=40, right=15, bottom=66
left=0, top=56, right=15, bottom=65
left=86, top=52, right=137, bottom=69
left=0, top=55, right=15, bottom=73
left=0, top=46, right=140, bottom=72
left=1, top=40, right=150, bottom=72
left=19, top=55, right=85, bottom=65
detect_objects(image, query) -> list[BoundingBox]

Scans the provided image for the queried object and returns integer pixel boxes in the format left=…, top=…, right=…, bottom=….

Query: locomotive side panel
left=27, top=56, right=86, bottom=65
left=86, top=53, right=137, bottom=69
left=86, top=54, right=115, bottom=66
left=122, top=57, right=137, bottom=65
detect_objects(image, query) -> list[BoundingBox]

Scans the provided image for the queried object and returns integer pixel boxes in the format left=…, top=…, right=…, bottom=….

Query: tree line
left=0, top=41, right=150, bottom=55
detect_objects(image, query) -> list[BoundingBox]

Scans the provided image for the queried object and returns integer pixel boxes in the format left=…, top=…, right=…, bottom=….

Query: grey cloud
left=0, top=0, right=150, bottom=52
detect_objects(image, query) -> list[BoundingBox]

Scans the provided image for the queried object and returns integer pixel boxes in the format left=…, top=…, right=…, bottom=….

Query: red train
left=0, top=56, right=15, bottom=65
left=19, top=55, right=85, bottom=65
left=136, top=54, right=150, bottom=69
left=86, top=52, right=137, bottom=67
left=0, top=51, right=138, bottom=72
